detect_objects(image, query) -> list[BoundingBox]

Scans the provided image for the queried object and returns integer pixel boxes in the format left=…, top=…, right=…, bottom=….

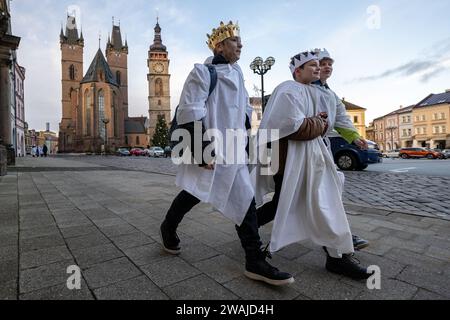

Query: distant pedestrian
left=43, top=144, right=48, bottom=157
left=31, top=146, right=37, bottom=158
left=36, top=146, right=40, bottom=157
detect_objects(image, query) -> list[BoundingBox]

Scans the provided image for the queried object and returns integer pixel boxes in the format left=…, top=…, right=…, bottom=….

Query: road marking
left=390, top=167, right=417, bottom=173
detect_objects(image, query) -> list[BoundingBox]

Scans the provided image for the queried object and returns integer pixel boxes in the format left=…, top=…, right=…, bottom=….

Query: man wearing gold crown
left=312, top=48, right=370, bottom=251
left=253, top=51, right=373, bottom=280
left=159, top=21, right=294, bottom=286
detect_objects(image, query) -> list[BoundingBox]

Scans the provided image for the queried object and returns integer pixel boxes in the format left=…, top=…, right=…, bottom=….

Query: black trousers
left=256, top=174, right=284, bottom=228
left=164, top=190, right=263, bottom=260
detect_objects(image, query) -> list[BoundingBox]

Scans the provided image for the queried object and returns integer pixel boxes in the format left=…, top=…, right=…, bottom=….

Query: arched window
left=98, top=90, right=105, bottom=139
left=69, top=65, right=75, bottom=80
left=116, top=71, right=121, bottom=85
left=112, top=92, right=118, bottom=137
left=155, top=78, right=163, bottom=97
left=85, top=90, right=91, bottom=136
left=136, top=136, right=140, bottom=145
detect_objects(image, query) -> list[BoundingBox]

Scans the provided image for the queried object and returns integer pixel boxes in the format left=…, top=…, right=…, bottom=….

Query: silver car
left=148, top=147, right=164, bottom=157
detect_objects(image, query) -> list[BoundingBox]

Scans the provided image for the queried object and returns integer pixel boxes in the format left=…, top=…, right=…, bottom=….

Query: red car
left=130, top=148, right=145, bottom=156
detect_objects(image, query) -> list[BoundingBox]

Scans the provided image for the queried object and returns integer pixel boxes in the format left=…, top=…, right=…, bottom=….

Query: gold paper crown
left=206, top=21, right=240, bottom=51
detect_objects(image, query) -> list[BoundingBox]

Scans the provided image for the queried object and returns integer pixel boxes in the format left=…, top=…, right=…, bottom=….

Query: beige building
left=413, top=91, right=450, bottom=149
left=398, top=105, right=414, bottom=148
left=249, top=97, right=263, bottom=134
left=124, top=117, right=149, bottom=148
left=147, top=20, right=171, bottom=145
left=366, top=122, right=375, bottom=142
left=373, top=117, right=385, bottom=151
left=342, top=99, right=367, bottom=138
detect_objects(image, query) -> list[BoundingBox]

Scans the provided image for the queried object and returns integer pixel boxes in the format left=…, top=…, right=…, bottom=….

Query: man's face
left=319, top=58, right=334, bottom=82
left=216, top=36, right=242, bottom=64
left=295, top=59, right=321, bottom=84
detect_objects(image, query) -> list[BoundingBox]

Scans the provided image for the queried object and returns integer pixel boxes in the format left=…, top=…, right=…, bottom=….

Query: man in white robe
left=254, top=50, right=372, bottom=280
left=312, top=48, right=370, bottom=250
left=159, top=21, right=294, bottom=286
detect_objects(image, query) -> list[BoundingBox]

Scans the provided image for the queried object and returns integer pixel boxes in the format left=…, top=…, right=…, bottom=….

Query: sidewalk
left=1, top=157, right=449, bottom=300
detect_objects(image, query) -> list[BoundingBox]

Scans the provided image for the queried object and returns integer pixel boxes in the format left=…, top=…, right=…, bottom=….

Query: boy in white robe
left=159, top=21, right=294, bottom=286
left=312, top=48, right=370, bottom=250
left=255, top=51, right=372, bottom=280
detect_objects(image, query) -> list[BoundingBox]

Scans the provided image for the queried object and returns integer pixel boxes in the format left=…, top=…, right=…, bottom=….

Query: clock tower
left=147, top=19, right=171, bottom=145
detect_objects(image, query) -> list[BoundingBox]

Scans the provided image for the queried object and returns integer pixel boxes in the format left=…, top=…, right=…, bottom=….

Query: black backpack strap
left=206, top=64, right=217, bottom=97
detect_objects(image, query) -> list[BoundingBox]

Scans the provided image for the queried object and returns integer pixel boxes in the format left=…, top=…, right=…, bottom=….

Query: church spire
left=60, top=15, right=83, bottom=46
left=107, top=19, right=128, bottom=54
left=150, top=18, right=166, bottom=52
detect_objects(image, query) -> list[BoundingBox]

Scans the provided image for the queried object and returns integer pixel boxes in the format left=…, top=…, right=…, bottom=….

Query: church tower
left=147, top=19, right=171, bottom=144
left=59, top=15, right=84, bottom=153
left=106, top=21, right=129, bottom=119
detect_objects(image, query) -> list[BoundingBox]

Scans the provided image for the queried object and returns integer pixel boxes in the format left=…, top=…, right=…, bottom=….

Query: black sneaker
left=245, top=259, right=295, bottom=286
left=353, top=235, right=369, bottom=250
left=326, top=253, right=373, bottom=280
left=159, top=220, right=181, bottom=255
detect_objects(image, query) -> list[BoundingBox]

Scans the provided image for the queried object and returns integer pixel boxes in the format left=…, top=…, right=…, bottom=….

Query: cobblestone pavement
left=1, top=156, right=449, bottom=300
left=58, top=155, right=450, bottom=220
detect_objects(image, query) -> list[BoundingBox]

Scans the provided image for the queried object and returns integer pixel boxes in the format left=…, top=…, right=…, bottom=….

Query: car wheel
left=426, top=154, right=434, bottom=159
left=401, top=154, right=408, bottom=159
left=337, top=152, right=357, bottom=171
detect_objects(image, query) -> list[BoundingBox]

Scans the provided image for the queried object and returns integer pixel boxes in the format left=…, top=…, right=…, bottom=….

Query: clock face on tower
left=153, top=62, right=164, bottom=73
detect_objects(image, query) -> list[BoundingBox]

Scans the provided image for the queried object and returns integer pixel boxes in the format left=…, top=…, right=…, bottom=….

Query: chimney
left=46, top=123, right=50, bottom=132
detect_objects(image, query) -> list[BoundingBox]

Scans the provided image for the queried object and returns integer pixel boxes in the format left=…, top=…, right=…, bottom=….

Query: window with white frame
left=442, top=126, right=446, bottom=133
left=434, top=126, right=440, bottom=134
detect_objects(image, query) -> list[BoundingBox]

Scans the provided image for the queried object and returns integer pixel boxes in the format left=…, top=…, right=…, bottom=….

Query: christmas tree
left=151, top=115, right=169, bottom=147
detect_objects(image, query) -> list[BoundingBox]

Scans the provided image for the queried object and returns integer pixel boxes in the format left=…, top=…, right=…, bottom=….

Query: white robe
left=254, top=81, right=354, bottom=254
left=175, top=63, right=254, bottom=226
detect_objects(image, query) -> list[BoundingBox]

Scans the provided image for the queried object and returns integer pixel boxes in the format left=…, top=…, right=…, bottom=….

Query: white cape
left=175, top=63, right=254, bottom=226
left=254, top=81, right=353, bottom=254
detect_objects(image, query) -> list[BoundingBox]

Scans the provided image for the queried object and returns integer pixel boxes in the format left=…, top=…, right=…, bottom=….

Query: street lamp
left=250, top=56, right=275, bottom=112
left=102, top=118, right=110, bottom=154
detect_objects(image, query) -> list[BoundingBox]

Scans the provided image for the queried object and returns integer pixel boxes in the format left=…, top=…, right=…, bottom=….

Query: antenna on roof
left=98, top=31, right=101, bottom=49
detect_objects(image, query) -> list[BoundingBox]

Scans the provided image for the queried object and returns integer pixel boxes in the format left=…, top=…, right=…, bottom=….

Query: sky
left=10, top=0, right=450, bottom=132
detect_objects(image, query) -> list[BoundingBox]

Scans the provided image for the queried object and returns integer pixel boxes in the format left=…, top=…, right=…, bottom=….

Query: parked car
left=130, top=148, right=146, bottom=156
left=116, top=148, right=130, bottom=156
left=329, top=133, right=382, bottom=171
left=383, top=149, right=400, bottom=158
left=441, top=149, right=450, bottom=159
left=399, top=147, right=443, bottom=159
left=148, top=146, right=164, bottom=157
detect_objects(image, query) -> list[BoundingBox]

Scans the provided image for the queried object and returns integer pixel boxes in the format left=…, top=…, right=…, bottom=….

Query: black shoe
left=159, top=220, right=181, bottom=255
left=326, top=253, right=373, bottom=280
left=353, top=235, right=369, bottom=250
left=245, top=259, right=295, bottom=286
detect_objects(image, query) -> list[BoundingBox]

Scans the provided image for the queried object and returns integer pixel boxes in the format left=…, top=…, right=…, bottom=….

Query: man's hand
left=354, top=138, right=368, bottom=150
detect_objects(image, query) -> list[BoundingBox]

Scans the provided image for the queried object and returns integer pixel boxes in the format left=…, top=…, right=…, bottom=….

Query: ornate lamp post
left=250, top=56, right=275, bottom=112
left=102, top=118, right=110, bottom=154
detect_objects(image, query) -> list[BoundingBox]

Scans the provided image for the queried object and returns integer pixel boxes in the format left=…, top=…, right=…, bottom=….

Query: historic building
left=342, top=99, right=367, bottom=138
left=398, top=105, right=414, bottom=148
left=0, top=0, right=21, bottom=172
left=147, top=20, right=171, bottom=144
left=413, top=90, right=450, bottom=149
left=14, top=60, right=26, bottom=157
left=58, top=15, right=129, bottom=153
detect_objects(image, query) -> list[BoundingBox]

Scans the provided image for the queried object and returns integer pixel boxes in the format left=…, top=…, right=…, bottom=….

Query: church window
left=98, top=90, right=105, bottom=139
left=69, top=65, right=75, bottom=80
left=155, top=78, right=163, bottom=97
left=85, top=90, right=91, bottom=136
left=116, top=71, right=121, bottom=85
left=112, top=92, right=118, bottom=137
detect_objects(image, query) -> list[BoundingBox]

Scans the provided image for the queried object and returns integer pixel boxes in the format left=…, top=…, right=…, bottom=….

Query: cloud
left=353, top=37, right=450, bottom=83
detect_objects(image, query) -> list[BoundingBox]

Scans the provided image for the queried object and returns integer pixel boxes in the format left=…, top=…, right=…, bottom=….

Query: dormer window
left=116, top=71, right=121, bottom=85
